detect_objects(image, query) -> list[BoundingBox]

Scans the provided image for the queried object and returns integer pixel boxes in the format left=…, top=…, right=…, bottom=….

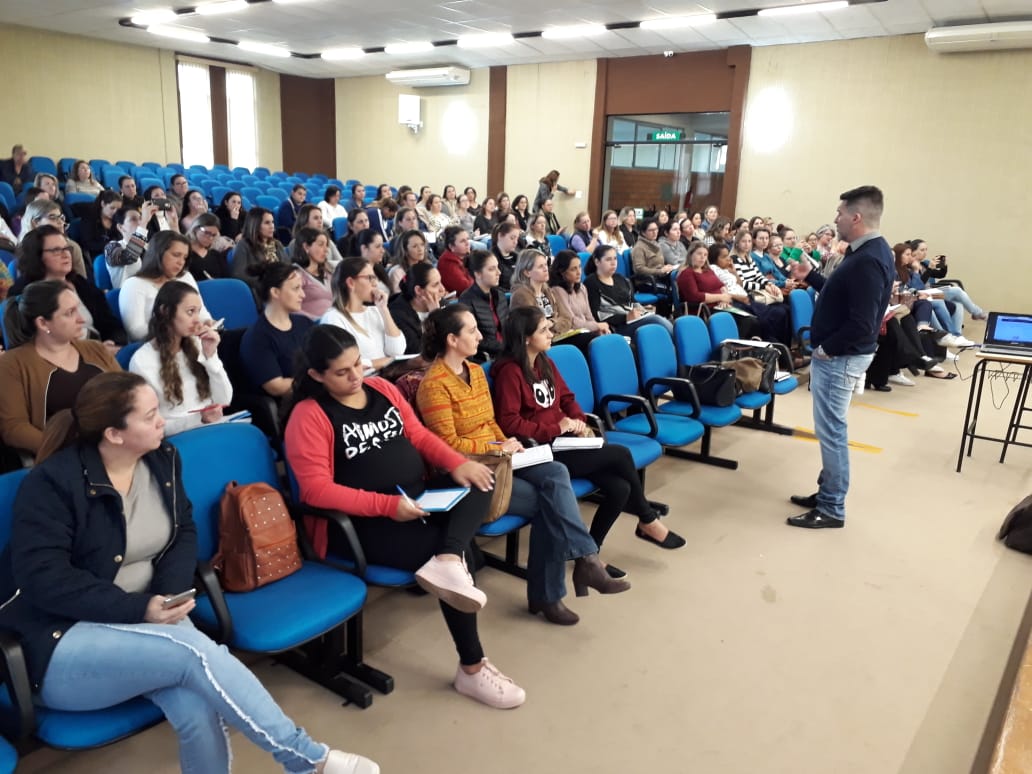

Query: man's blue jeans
left=40, top=620, right=330, bottom=773
left=509, top=461, right=598, bottom=603
left=809, top=352, right=873, bottom=520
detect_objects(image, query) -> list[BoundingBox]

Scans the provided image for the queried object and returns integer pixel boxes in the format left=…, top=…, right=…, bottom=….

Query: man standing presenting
left=787, top=186, right=894, bottom=529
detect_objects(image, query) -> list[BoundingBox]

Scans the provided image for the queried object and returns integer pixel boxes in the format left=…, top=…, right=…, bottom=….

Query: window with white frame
left=177, top=61, right=214, bottom=169
left=176, top=58, right=259, bottom=170
left=226, top=70, right=258, bottom=170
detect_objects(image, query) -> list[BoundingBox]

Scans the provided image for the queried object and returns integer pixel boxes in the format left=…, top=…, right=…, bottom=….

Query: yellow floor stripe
left=854, top=402, right=919, bottom=417
left=792, top=427, right=883, bottom=453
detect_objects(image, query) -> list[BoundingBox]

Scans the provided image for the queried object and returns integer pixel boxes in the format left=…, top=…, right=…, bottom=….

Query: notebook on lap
left=980, top=312, right=1032, bottom=357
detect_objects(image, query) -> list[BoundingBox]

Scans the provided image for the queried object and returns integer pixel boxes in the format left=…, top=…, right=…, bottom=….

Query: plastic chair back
left=588, top=334, right=639, bottom=413
left=115, top=341, right=144, bottom=370
left=197, top=278, right=258, bottom=330
left=673, top=315, right=714, bottom=365
left=93, top=255, right=112, bottom=291
left=634, top=323, right=678, bottom=398
left=548, top=344, right=596, bottom=413
left=546, top=234, right=567, bottom=255
left=707, top=311, right=738, bottom=351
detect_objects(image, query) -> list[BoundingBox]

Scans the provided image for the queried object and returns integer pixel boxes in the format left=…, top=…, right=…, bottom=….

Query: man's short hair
left=839, top=185, right=883, bottom=225
left=171, top=174, right=186, bottom=185
left=292, top=184, right=306, bottom=193
left=119, top=175, right=133, bottom=187
left=352, top=183, right=363, bottom=196
left=11, top=145, right=23, bottom=155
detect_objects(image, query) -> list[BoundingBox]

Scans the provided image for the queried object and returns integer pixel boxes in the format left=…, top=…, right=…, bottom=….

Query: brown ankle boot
left=572, top=554, right=631, bottom=597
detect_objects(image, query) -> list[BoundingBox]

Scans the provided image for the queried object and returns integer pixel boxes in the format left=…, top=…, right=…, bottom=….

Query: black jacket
left=458, top=283, right=509, bottom=362
left=0, top=442, right=197, bottom=687
left=388, top=294, right=424, bottom=355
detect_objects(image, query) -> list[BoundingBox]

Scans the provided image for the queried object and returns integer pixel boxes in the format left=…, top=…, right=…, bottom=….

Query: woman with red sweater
left=284, top=325, right=524, bottom=709
left=491, top=307, right=685, bottom=552
left=436, top=225, right=473, bottom=294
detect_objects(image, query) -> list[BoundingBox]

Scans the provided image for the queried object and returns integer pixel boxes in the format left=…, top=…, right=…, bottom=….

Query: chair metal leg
left=480, top=531, right=529, bottom=580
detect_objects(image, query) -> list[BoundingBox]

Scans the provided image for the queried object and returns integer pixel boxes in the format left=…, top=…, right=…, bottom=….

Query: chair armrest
left=194, top=560, right=233, bottom=645
left=296, top=504, right=368, bottom=578
left=584, top=411, right=609, bottom=433
left=644, top=376, right=701, bottom=417
left=795, top=324, right=811, bottom=352
left=0, top=628, right=34, bottom=741
left=598, top=393, right=659, bottom=437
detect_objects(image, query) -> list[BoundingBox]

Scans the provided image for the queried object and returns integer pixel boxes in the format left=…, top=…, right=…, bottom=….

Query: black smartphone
left=162, top=588, right=197, bottom=609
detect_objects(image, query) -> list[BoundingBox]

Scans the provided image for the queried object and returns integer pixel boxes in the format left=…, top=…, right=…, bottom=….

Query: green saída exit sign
left=648, top=130, right=684, bottom=142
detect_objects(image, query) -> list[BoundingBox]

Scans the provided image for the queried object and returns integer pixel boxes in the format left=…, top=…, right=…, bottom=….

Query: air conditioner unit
left=925, top=21, right=1032, bottom=53
left=385, top=67, right=471, bottom=88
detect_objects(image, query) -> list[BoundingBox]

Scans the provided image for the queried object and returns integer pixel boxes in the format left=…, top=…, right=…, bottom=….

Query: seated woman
left=78, top=190, right=123, bottom=259
left=523, top=213, right=553, bottom=260
left=658, top=220, right=687, bottom=268
left=897, top=243, right=974, bottom=348
left=241, top=262, right=315, bottom=400
left=631, top=218, right=675, bottom=308
left=676, top=241, right=760, bottom=337
left=437, top=226, right=474, bottom=295
left=0, top=371, right=378, bottom=774
left=120, top=231, right=212, bottom=342
left=618, top=207, right=639, bottom=248
left=178, top=189, right=209, bottom=235
left=317, top=186, right=349, bottom=228
left=231, top=208, right=288, bottom=291
left=63, top=159, right=103, bottom=196
left=104, top=204, right=151, bottom=289
left=422, top=194, right=454, bottom=238
left=335, top=209, right=370, bottom=258
left=731, top=231, right=784, bottom=305
left=185, top=213, right=233, bottom=281
left=708, top=242, right=791, bottom=346
left=18, top=199, right=88, bottom=279
left=584, top=245, right=674, bottom=336
left=128, top=281, right=232, bottom=436
left=0, top=280, right=120, bottom=458
left=492, top=306, right=684, bottom=552
left=386, top=229, right=428, bottom=294
left=909, top=237, right=986, bottom=321
left=453, top=194, right=475, bottom=235
left=354, top=229, right=392, bottom=296
left=549, top=249, right=611, bottom=338
left=34, top=173, right=61, bottom=205
left=491, top=222, right=521, bottom=292
left=703, top=217, right=732, bottom=248
left=473, top=197, right=497, bottom=239
left=749, top=228, right=793, bottom=290
left=320, top=257, right=405, bottom=372
left=12, top=225, right=126, bottom=346
left=597, top=209, right=628, bottom=252
left=285, top=325, right=524, bottom=709
left=458, top=250, right=509, bottom=362
left=568, top=212, right=599, bottom=255
left=511, top=194, right=530, bottom=231
left=214, top=191, right=247, bottom=243
left=287, top=204, right=345, bottom=267
left=509, top=249, right=596, bottom=353
left=417, top=305, right=628, bottom=625
left=388, top=263, right=446, bottom=355
left=292, top=227, right=334, bottom=320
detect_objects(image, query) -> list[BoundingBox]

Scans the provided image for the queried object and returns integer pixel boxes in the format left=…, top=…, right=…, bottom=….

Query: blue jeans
left=40, top=620, right=329, bottom=774
left=809, top=353, right=873, bottom=520
left=508, top=461, right=598, bottom=603
left=941, top=285, right=983, bottom=317
left=927, top=298, right=962, bottom=335
left=619, top=314, right=674, bottom=337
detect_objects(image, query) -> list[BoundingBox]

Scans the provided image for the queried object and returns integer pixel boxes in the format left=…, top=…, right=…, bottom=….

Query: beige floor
left=18, top=339, right=1032, bottom=774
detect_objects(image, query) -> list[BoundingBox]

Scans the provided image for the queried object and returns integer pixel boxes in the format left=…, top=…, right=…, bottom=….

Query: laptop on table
left=980, top=312, right=1032, bottom=357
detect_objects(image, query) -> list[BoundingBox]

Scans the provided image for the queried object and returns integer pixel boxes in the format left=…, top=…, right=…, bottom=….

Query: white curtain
left=177, top=61, right=215, bottom=169
left=226, top=70, right=258, bottom=171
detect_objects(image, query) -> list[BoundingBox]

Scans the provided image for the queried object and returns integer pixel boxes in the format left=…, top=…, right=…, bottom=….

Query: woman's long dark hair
left=291, top=227, right=328, bottom=280
left=3, top=279, right=72, bottom=348
left=137, top=231, right=190, bottom=280
left=421, top=303, right=472, bottom=361
left=241, top=207, right=274, bottom=250
left=499, top=305, right=553, bottom=387
left=398, top=262, right=437, bottom=302
left=147, top=281, right=211, bottom=406
left=14, top=225, right=65, bottom=283
left=549, top=249, right=581, bottom=291
left=283, top=324, right=359, bottom=424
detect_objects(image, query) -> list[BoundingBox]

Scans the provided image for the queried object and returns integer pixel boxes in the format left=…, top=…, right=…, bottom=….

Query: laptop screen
left=985, top=313, right=1032, bottom=347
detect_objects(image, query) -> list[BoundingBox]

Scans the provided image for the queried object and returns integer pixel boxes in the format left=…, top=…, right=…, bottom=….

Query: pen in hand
left=395, top=485, right=426, bottom=524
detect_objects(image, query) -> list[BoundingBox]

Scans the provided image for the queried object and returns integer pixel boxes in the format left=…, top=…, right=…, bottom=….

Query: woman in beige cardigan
left=548, top=249, right=611, bottom=336
left=508, top=248, right=596, bottom=353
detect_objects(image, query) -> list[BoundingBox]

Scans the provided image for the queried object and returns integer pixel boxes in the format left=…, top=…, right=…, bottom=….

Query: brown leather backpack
left=213, top=481, right=303, bottom=592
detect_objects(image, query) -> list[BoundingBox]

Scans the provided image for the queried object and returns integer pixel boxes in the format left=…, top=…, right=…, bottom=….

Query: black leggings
left=554, top=445, right=654, bottom=547
left=327, top=478, right=490, bottom=666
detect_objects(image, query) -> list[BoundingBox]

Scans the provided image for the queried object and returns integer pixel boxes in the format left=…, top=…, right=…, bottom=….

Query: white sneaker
left=323, top=750, right=380, bottom=774
left=454, top=659, right=526, bottom=709
left=888, top=373, right=915, bottom=386
left=944, top=350, right=959, bottom=362
left=937, top=333, right=958, bottom=347
left=415, top=555, right=486, bottom=613
left=953, top=336, right=977, bottom=347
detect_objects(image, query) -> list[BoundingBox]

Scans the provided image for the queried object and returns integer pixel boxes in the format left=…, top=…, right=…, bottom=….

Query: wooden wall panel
left=279, top=75, right=336, bottom=176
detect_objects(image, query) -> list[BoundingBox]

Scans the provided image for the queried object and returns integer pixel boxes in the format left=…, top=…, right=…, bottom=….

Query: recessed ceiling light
left=384, top=41, right=435, bottom=55
left=639, top=14, right=717, bottom=30
left=237, top=40, right=292, bottom=57
left=131, top=8, right=177, bottom=26
left=147, top=24, right=210, bottom=43
left=321, top=47, right=365, bottom=61
left=457, top=32, right=515, bottom=49
left=196, top=0, right=248, bottom=15
left=758, top=1, right=849, bottom=17
left=541, top=23, right=608, bottom=40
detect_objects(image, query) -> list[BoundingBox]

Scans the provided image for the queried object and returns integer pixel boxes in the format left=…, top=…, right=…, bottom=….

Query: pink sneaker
left=414, top=555, right=486, bottom=613
left=323, top=749, right=380, bottom=774
left=453, top=659, right=526, bottom=709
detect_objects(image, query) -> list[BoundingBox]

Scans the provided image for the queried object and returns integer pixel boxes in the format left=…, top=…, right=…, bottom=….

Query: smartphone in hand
left=162, top=588, right=197, bottom=609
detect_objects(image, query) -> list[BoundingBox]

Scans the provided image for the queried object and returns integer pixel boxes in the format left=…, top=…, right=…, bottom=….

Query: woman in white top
left=63, top=160, right=104, bottom=196
left=320, top=257, right=405, bottom=371
left=128, top=280, right=232, bottom=436
left=291, top=227, right=333, bottom=320
left=423, top=194, right=454, bottom=238
left=596, top=209, right=627, bottom=251
left=317, top=186, right=349, bottom=228
left=119, top=231, right=211, bottom=341
left=386, top=229, right=428, bottom=293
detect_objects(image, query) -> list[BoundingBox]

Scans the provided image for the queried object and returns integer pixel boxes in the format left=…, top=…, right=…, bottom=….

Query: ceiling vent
left=925, top=21, right=1032, bottom=53
left=385, top=66, right=471, bottom=88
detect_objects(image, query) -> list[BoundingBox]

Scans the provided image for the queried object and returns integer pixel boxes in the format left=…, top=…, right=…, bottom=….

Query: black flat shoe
left=528, top=600, right=580, bottom=625
left=786, top=509, right=844, bottom=529
left=605, top=564, right=627, bottom=580
left=634, top=526, right=686, bottom=549
left=789, top=492, right=818, bottom=508
left=865, top=382, right=891, bottom=392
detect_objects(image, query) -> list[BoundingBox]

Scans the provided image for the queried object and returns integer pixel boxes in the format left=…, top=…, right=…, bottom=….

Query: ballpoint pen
left=395, top=485, right=426, bottom=524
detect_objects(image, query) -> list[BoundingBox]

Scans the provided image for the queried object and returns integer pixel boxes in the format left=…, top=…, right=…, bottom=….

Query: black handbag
left=677, top=363, right=739, bottom=407
left=719, top=342, right=779, bottom=393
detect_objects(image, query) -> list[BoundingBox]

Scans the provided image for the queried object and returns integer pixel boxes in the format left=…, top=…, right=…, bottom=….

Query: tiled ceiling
left=0, top=0, right=1025, bottom=78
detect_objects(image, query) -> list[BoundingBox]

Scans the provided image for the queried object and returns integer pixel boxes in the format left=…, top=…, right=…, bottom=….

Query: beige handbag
left=467, top=451, right=513, bottom=523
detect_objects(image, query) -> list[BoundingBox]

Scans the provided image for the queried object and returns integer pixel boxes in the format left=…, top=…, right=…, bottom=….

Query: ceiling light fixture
left=457, top=32, right=516, bottom=49
left=384, top=41, right=435, bottom=55
left=195, top=0, right=249, bottom=15
left=130, top=8, right=177, bottom=26
left=147, top=24, right=210, bottom=43
left=541, top=23, right=608, bottom=40
left=640, top=14, right=717, bottom=30
left=238, top=40, right=292, bottom=57
left=758, top=1, right=849, bottom=17
left=321, top=47, right=365, bottom=61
